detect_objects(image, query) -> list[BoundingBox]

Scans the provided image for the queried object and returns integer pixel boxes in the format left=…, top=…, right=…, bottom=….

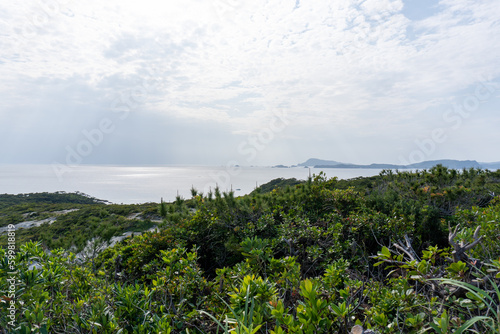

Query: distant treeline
left=251, top=177, right=304, bottom=194
left=0, top=191, right=107, bottom=209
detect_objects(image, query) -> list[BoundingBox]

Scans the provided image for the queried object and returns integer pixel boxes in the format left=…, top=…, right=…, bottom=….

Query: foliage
left=0, top=191, right=107, bottom=209
left=0, top=199, right=159, bottom=250
left=251, top=178, right=303, bottom=195
left=1, top=167, right=500, bottom=333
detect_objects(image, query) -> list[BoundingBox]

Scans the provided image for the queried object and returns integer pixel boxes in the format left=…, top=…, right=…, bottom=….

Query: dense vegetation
left=251, top=178, right=303, bottom=195
left=0, top=192, right=107, bottom=210
left=1, top=166, right=500, bottom=333
left=0, top=192, right=159, bottom=251
left=0, top=192, right=108, bottom=229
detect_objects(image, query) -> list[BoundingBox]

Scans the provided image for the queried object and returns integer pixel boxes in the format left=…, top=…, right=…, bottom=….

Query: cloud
left=1, top=0, right=499, bottom=165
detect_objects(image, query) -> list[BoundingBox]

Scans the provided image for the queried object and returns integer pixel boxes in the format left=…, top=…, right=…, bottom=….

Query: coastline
left=0, top=165, right=383, bottom=204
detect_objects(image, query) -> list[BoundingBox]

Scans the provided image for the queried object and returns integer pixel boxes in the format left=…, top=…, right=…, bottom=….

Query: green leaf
left=20, top=324, right=31, bottom=334
left=39, top=325, right=48, bottom=334
left=454, top=316, right=492, bottom=334
left=248, top=324, right=263, bottom=334
left=434, top=278, right=497, bottom=315
left=417, top=260, right=428, bottom=274
left=428, top=322, right=441, bottom=333
left=381, top=246, right=391, bottom=258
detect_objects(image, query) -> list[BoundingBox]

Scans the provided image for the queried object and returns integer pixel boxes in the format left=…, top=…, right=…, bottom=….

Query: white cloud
left=1, top=0, right=499, bottom=164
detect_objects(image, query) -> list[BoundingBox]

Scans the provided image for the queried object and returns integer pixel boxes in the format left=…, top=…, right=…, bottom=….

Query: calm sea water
left=0, top=165, right=383, bottom=204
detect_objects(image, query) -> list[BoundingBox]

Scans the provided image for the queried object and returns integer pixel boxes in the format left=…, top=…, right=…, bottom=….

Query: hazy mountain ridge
left=298, top=158, right=343, bottom=166
left=480, top=161, right=500, bottom=169
left=299, top=158, right=500, bottom=170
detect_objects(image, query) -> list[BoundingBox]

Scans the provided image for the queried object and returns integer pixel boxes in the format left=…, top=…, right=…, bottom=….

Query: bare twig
left=448, top=225, right=483, bottom=262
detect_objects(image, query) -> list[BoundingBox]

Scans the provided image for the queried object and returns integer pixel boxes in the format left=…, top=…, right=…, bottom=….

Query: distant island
left=297, top=158, right=500, bottom=170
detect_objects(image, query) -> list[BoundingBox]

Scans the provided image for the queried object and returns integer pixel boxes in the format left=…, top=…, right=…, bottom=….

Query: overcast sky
left=1, top=0, right=499, bottom=166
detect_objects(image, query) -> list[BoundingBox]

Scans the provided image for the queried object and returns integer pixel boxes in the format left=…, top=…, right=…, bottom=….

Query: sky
left=1, top=0, right=499, bottom=167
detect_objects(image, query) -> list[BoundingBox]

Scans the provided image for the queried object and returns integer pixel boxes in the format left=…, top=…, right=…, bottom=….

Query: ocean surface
left=0, top=165, right=384, bottom=204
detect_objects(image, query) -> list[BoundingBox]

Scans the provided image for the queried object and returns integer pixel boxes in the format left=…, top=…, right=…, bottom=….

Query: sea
left=0, top=164, right=384, bottom=204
